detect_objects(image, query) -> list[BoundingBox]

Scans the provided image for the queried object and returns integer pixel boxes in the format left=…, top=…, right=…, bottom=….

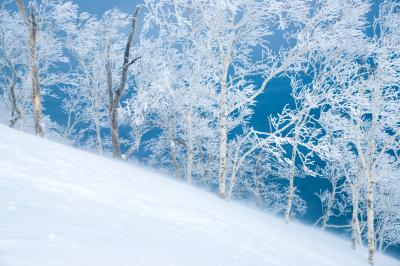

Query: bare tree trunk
left=168, top=125, right=181, bottom=180
left=367, top=167, right=375, bottom=265
left=2, top=55, right=22, bottom=128
left=197, top=143, right=209, bottom=183
left=0, top=40, right=22, bottom=127
left=93, top=107, right=103, bottom=155
left=227, top=162, right=238, bottom=199
left=16, top=0, right=43, bottom=136
left=106, top=40, right=121, bottom=159
left=227, top=138, right=241, bottom=199
left=353, top=126, right=366, bottom=250
left=255, top=150, right=266, bottom=205
left=122, top=124, right=144, bottom=160
left=322, top=176, right=337, bottom=230
left=106, top=6, right=140, bottom=159
left=218, top=81, right=228, bottom=199
left=285, top=135, right=299, bottom=224
left=9, top=84, right=22, bottom=128
left=29, top=11, right=42, bottom=137
left=80, top=61, right=104, bottom=154
left=227, top=131, right=262, bottom=200
left=186, top=105, right=193, bottom=184
left=109, top=97, right=121, bottom=158
left=377, top=209, right=389, bottom=253
left=88, top=83, right=103, bottom=154
left=351, top=174, right=362, bottom=250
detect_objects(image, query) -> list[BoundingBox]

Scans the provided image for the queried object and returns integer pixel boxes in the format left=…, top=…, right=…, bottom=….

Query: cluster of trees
left=0, top=0, right=399, bottom=264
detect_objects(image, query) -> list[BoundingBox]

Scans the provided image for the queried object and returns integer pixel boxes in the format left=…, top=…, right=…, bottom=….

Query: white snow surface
left=0, top=125, right=398, bottom=266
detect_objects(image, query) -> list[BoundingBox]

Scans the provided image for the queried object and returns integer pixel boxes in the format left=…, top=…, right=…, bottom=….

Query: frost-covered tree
left=64, top=9, right=134, bottom=153
left=314, top=129, right=358, bottom=231
left=315, top=1, right=400, bottom=263
left=373, top=157, right=400, bottom=253
left=123, top=7, right=220, bottom=183
left=13, top=0, right=77, bottom=136
left=0, top=1, right=399, bottom=263
left=254, top=0, right=372, bottom=224
left=359, top=3, right=400, bottom=262
left=0, top=3, right=27, bottom=128
left=141, top=0, right=329, bottom=198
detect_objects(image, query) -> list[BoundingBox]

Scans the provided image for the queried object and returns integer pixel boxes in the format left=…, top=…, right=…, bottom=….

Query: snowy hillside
left=0, top=125, right=397, bottom=266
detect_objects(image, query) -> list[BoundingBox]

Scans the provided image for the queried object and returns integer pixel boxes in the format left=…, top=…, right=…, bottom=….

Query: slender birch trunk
left=93, top=107, right=103, bottom=155
left=351, top=174, right=362, bottom=250
left=27, top=4, right=42, bottom=137
left=168, top=125, right=181, bottom=180
left=227, top=162, right=238, bottom=199
left=0, top=48, right=22, bottom=127
left=255, top=151, right=266, bottom=205
left=122, top=124, right=143, bottom=160
left=3, top=56, right=22, bottom=128
left=90, top=82, right=103, bottom=154
left=16, top=0, right=43, bottom=136
left=352, top=124, right=366, bottom=250
left=218, top=77, right=228, bottom=199
left=367, top=166, right=375, bottom=265
left=227, top=138, right=241, bottom=199
left=197, top=143, right=210, bottom=183
left=186, top=106, right=193, bottom=184
left=378, top=209, right=389, bottom=253
left=285, top=133, right=299, bottom=224
left=322, top=175, right=337, bottom=230
left=367, top=84, right=379, bottom=265
left=227, top=137, right=258, bottom=199
left=227, top=132, right=263, bottom=200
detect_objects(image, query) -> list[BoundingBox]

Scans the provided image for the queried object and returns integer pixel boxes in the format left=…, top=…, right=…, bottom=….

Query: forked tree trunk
left=2, top=55, right=22, bottom=128
left=16, top=0, right=43, bottom=136
left=106, top=6, right=140, bottom=159
left=322, top=174, right=337, bottom=230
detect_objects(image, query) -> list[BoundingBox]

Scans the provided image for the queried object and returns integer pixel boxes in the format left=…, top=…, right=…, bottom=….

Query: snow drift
left=0, top=125, right=397, bottom=266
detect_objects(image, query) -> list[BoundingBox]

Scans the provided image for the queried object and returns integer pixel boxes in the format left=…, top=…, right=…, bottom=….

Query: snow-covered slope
left=0, top=125, right=397, bottom=266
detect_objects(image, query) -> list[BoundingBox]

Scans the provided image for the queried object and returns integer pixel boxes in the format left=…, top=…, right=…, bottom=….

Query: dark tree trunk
left=106, top=6, right=140, bottom=159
